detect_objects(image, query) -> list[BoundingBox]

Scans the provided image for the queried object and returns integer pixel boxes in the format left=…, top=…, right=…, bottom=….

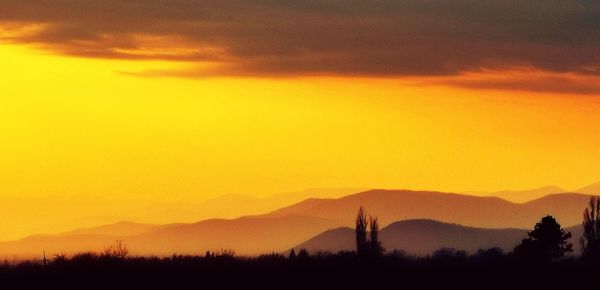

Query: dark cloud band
left=1, top=0, right=599, bottom=80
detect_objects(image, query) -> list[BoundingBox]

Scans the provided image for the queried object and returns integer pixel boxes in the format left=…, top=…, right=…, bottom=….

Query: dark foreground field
left=1, top=251, right=598, bottom=290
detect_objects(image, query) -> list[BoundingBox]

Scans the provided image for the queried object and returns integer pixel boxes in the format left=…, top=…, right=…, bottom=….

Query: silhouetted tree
left=473, top=247, right=505, bottom=263
left=102, top=240, right=129, bottom=259
left=288, top=248, right=296, bottom=260
left=71, top=251, right=99, bottom=263
left=581, top=196, right=600, bottom=260
left=513, top=215, right=572, bottom=262
left=369, top=216, right=384, bottom=257
left=42, top=251, right=48, bottom=266
left=356, top=207, right=385, bottom=259
left=217, top=249, right=235, bottom=259
left=52, top=253, right=68, bottom=265
left=297, top=248, right=310, bottom=260
left=355, top=207, right=369, bottom=258
left=258, top=252, right=285, bottom=261
left=432, top=248, right=468, bottom=261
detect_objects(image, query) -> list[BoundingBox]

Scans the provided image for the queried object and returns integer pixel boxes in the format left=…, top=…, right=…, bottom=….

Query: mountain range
left=0, top=188, right=362, bottom=242
left=0, top=187, right=595, bottom=260
left=267, top=190, right=590, bottom=229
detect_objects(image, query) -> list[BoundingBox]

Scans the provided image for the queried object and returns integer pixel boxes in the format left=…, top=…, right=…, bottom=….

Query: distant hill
left=521, top=193, right=591, bottom=225
left=577, top=181, right=600, bottom=195
left=467, top=181, right=600, bottom=203
left=466, top=186, right=566, bottom=203
left=0, top=188, right=364, bottom=242
left=295, top=219, right=584, bottom=256
left=293, top=227, right=356, bottom=254
left=267, top=189, right=590, bottom=229
left=0, top=215, right=340, bottom=259
left=178, top=188, right=364, bottom=220
left=295, top=220, right=527, bottom=255
left=57, top=221, right=162, bottom=237
left=0, top=196, right=187, bottom=242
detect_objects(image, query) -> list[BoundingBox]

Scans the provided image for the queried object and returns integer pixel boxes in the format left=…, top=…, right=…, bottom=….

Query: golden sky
left=1, top=0, right=600, bottom=240
left=2, top=42, right=600, bottom=202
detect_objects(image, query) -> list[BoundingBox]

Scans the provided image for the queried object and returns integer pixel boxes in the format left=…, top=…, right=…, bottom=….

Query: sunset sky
left=1, top=1, right=600, bottom=239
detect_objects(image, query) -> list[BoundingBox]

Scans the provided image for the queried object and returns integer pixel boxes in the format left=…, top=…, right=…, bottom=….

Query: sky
left=1, top=0, right=600, bottom=238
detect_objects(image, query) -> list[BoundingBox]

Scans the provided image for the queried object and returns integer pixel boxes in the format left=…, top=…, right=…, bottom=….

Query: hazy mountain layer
left=0, top=189, right=592, bottom=260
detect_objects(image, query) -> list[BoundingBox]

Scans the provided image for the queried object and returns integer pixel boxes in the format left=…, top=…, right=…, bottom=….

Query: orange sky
left=1, top=1, right=600, bottom=240
left=1, top=43, right=600, bottom=203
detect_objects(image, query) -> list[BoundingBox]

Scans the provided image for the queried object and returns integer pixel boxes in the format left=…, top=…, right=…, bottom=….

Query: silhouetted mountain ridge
left=296, top=219, right=584, bottom=256
left=268, top=189, right=590, bottom=229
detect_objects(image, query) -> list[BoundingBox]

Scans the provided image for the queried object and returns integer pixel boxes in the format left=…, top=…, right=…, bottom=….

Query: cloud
left=429, top=69, right=600, bottom=95
left=1, top=0, right=599, bottom=81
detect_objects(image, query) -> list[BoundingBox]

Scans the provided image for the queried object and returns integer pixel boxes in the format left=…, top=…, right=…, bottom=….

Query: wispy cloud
left=430, top=69, right=600, bottom=95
